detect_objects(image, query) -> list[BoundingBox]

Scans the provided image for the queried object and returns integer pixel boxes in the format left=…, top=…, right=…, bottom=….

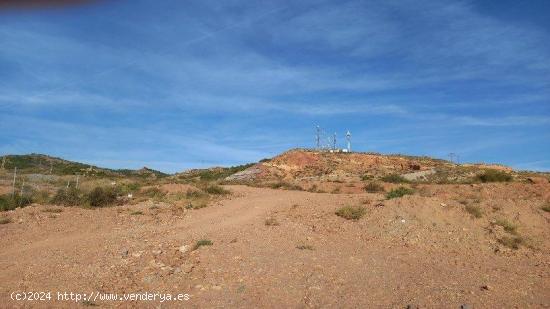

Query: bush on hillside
left=0, top=193, right=33, bottom=211
left=381, top=174, right=409, bottom=183
left=87, top=186, right=118, bottom=207
left=51, top=187, right=83, bottom=206
left=476, top=170, right=512, bottom=183
left=386, top=187, right=414, bottom=199
left=364, top=182, right=385, bottom=193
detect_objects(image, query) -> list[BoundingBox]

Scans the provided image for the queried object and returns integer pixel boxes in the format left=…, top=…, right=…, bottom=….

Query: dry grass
left=495, top=218, right=518, bottom=235
left=465, top=205, right=483, bottom=218
left=498, top=236, right=524, bottom=250
left=194, top=239, right=213, bottom=250
left=296, top=244, right=314, bottom=250
left=335, top=205, right=366, bottom=220
left=265, top=217, right=279, bottom=226
left=364, top=182, right=384, bottom=193
left=0, top=217, right=11, bottom=224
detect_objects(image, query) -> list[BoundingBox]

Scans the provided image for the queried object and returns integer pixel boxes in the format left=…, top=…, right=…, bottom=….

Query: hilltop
left=225, top=148, right=539, bottom=184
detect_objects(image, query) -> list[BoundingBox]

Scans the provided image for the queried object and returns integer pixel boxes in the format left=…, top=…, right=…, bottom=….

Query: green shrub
left=204, top=185, right=230, bottom=195
left=364, top=182, right=384, bottom=193
left=465, top=205, right=483, bottom=218
left=477, top=170, right=512, bottom=183
left=194, top=239, right=213, bottom=250
left=51, top=187, right=82, bottom=206
left=335, top=205, right=366, bottom=220
left=0, top=193, right=33, bottom=211
left=87, top=187, right=117, bottom=207
left=495, top=219, right=517, bottom=235
left=386, top=187, right=414, bottom=199
left=361, top=174, right=373, bottom=181
left=118, top=182, right=141, bottom=194
left=381, top=174, right=409, bottom=183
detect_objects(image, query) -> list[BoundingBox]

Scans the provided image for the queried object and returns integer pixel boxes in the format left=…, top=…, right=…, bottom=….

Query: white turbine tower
left=346, top=130, right=351, bottom=152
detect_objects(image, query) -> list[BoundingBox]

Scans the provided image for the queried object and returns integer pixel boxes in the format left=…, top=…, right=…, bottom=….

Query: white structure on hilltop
left=346, top=130, right=352, bottom=152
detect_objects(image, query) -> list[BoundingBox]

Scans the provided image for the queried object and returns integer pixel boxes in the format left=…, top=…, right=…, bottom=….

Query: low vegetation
left=335, top=205, right=366, bottom=220
left=51, top=187, right=83, bottom=206
left=265, top=217, right=279, bottom=226
left=541, top=204, right=550, bottom=213
left=87, top=187, right=118, bottom=207
left=465, top=205, right=483, bottom=218
left=495, top=218, right=518, bottom=235
left=477, top=169, right=512, bottom=183
left=186, top=202, right=207, bottom=210
left=498, top=236, right=524, bottom=250
left=381, top=174, right=409, bottom=184
left=0, top=193, right=33, bottom=211
left=0, top=217, right=12, bottom=224
left=296, top=244, right=314, bottom=250
left=130, top=210, right=143, bottom=215
left=194, top=239, right=213, bottom=250
left=364, top=182, right=384, bottom=193
left=361, top=174, right=373, bottom=181
left=269, top=181, right=302, bottom=191
left=386, top=187, right=414, bottom=199
left=204, top=184, right=230, bottom=195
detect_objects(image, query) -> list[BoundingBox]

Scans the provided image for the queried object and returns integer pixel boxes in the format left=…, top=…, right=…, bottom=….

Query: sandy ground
left=1, top=184, right=549, bottom=308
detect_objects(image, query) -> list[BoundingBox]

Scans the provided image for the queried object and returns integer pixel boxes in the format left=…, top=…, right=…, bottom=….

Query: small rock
left=178, top=245, right=189, bottom=254
left=481, top=285, right=490, bottom=291
left=460, top=304, right=472, bottom=309
left=212, top=285, right=222, bottom=291
left=440, top=203, right=447, bottom=207
left=152, top=250, right=162, bottom=255
left=121, top=249, right=129, bottom=258
left=405, top=305, right=419, bottom=309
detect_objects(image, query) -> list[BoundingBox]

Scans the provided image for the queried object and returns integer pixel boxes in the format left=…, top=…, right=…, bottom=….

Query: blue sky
left=0, top=0, right=549, bottom=173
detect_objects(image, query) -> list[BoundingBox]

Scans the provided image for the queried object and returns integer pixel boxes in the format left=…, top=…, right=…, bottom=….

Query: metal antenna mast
left=448, top=153, right=456, bottom=164
left=332, top=133, right=337, bottom=150
left=316, top=125, right=320, bottom=150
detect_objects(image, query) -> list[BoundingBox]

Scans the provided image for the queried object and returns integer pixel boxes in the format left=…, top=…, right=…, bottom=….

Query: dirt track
left=1, top=185, right=549, bottom=308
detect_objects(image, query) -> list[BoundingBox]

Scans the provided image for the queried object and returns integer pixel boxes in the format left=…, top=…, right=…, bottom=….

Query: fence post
left=12, top=167, right=17, bottom=196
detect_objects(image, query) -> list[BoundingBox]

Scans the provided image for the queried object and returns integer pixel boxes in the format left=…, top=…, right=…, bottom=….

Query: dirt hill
left=225, top=149, right=525, bottom=184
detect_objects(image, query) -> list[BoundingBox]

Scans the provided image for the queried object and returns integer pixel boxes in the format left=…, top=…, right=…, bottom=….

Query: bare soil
left=1, top=182, right=549, bottom=308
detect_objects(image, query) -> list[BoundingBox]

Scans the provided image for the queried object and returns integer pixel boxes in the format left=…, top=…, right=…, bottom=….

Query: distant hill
left=175, top=163, right=255, bottom=182
left=0, top=154, right=168, bottom=178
